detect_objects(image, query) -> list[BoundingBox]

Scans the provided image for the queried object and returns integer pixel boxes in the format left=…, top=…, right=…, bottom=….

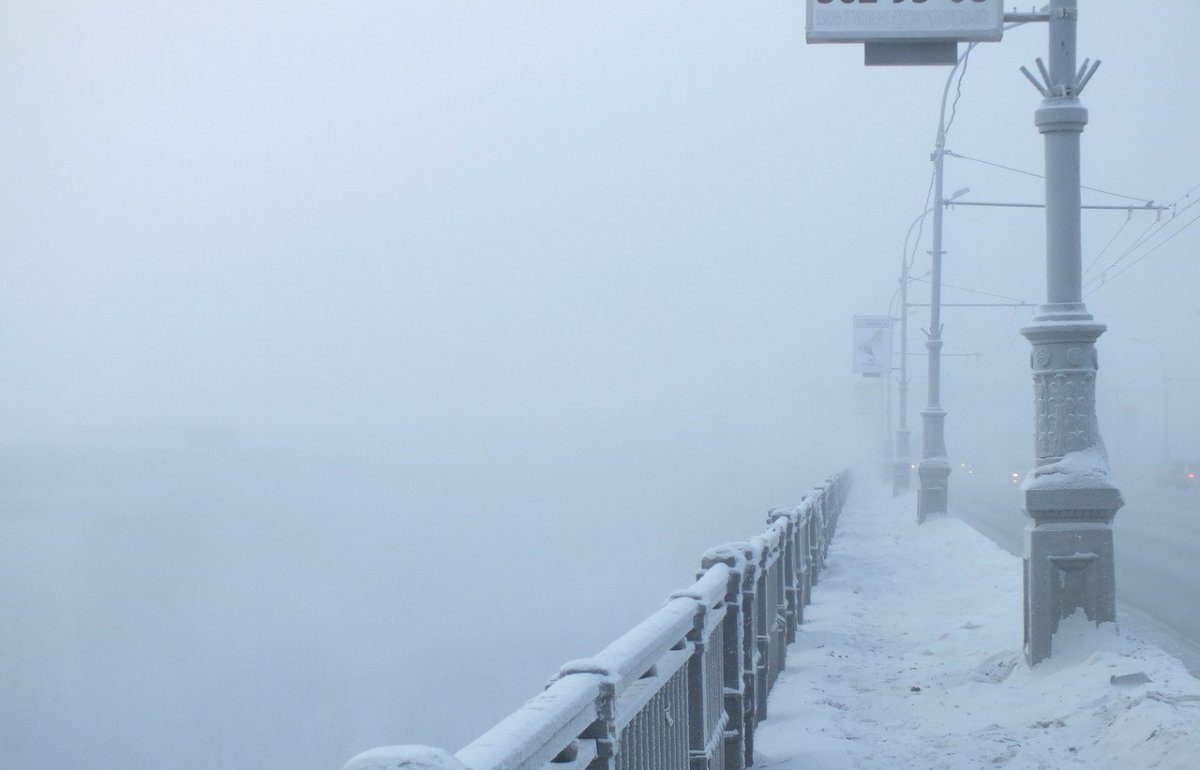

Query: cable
left=1083, top=214, right=1172, bottom=287
left=1083, top=214, right=1133, bottom=278
left=943, top=44, right=974, bottom=142
left=945, top=150, right=1156, bottom=205
left=1085, top=193, right=1200, bottom=288
left=1086, top=207, right=1200, bottom=295
left=999, top=305, right=1027, bottom=349
left=908, top=172, right=936, bottom=273
left=907, top=46, right=974, bottom=276
left=910, top=276, right=1029, bottom=304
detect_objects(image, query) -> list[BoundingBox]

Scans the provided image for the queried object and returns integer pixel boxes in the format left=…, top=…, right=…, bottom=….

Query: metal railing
left=344, top=470, right=851, bottom=770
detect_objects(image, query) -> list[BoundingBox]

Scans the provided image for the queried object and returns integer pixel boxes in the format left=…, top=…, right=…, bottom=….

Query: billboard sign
left=853, top=315, right=893, bottom=375
left=807, top=0, right=1004, bottom=44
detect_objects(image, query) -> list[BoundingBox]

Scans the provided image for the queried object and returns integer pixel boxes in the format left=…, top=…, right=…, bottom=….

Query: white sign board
left=807, top=0, right=1004, bottom=44
left=853, top=315, right=893, bottom=375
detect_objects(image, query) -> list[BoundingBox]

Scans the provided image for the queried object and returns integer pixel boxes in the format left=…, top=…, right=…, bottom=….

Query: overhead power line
left=1086, top=206, right=1200, bottom=295
left=1085, top=190, right=1200, bottom=292
left=944, top=150, right=1157, bottom=205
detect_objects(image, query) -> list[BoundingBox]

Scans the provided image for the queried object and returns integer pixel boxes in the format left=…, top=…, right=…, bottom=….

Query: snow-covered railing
left=344, top=470, right=851, bottom=770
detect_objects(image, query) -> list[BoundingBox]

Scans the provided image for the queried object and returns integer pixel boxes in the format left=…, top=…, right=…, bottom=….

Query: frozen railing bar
left=454, top=673, right=607, bottom=770
left=767, top=509, right=802, bottom=641
left=672, top=562, right=731, bottom=611
left=699, top=543, right=749, bottom=770
left=340, top=469, right=851, bottom=770
left=344, top=745, right=467, bottom=770
left=562, top=596, right=698, bottom=690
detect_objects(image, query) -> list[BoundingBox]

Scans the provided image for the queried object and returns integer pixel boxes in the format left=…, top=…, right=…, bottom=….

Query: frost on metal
left=338, top=471, right=852, bottom=770
left=342, top=745, right=466, bottom=770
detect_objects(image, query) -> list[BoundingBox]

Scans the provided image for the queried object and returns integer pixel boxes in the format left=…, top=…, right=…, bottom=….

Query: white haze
left=1, top=3, right=1197, bottom=769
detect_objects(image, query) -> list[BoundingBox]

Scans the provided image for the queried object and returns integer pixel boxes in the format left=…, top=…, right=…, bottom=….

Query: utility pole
left=894, top=242, right=911, bottom=496
left=1018, top=0, right=1122, bottom=666
left=917, top=54, right=971, bottom=521
left=896, top=192, right=965, bottom=499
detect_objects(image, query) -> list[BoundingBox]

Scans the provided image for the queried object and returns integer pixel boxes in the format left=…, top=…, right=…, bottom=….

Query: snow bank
left=753, top=485, right=1200, bottom=770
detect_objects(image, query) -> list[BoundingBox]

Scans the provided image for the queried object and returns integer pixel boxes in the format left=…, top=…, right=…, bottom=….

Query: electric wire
left=909, top=173, right=936, bottom=273
left=1084, top=212, right=1173, bottom=286
left=907, top=45, right=974, bottom=274
left=944, top=150, right=1157, bottom=204
left=1086, top=206, right=1200, bottom=295
left=1085, top=192, right=1200, bottom=289
left=1084, top=185, right=1200, bottom=286
left=943, top=44, right=974, bottom=141
left=943, top=142, right=1199, bottom=291
left=1082, top=215, right=1133, bottom=278
left=910, top=276, right=1029, bottom=304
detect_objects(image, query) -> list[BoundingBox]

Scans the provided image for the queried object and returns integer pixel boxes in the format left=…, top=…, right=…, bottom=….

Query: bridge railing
left=344, top=470, right=851, bottom=770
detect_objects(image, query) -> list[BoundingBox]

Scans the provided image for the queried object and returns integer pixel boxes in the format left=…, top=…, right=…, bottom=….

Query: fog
left=1, top=3, right=1197, bottom=769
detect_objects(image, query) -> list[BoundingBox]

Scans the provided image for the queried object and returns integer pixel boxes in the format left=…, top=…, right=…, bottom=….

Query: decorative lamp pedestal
left=1020, top=310, right=1123, bottom=665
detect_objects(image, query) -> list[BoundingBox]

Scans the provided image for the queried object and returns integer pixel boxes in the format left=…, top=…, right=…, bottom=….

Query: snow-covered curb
left=753, top=485, right=1200, bottom=770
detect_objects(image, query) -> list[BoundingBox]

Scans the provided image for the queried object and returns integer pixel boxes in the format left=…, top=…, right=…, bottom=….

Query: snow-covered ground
left=753, top=484, right=1200, bottom=770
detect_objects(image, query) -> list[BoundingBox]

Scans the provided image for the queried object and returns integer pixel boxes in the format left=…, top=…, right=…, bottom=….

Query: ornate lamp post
left=1018, top=0, right=1122, bottom=665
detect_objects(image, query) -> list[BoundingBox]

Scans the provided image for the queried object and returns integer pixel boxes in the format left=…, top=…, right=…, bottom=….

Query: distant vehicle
left=1158, top=460, right=1199, bottom=490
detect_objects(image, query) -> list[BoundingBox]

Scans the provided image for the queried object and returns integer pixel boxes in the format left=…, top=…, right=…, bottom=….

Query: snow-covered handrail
left=342, top=470, right=852, bottom=770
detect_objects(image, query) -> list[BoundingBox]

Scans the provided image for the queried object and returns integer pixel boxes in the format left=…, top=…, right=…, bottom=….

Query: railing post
left=764, top=526, right=787, bottom=695
left=797, top=500, right=812, bottom=611
left=552, top=661, right=616, bottom=770
left=768, top=510, right=800, bottom=642
left=738, top=539, right=770, bottom=727
left=808, top=494, right=825, bottom=586
left=736, top=543, right=759, bottom=761
left=819, top=484, right=832, bottom=550
left=669, top=581, right=720, bottom=770
left=701, top=547, right=748, bottom=770
left=685, top=603, right=708, bottom=770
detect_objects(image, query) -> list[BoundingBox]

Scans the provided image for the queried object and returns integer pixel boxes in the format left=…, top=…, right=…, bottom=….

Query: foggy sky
left=2, top=4, right=1197, bottom=465
left=2, top=2, right=1198, bottom=768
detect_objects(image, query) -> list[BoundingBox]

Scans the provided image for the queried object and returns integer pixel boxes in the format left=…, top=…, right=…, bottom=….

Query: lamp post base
left=1020, top=309, right=1123, bottom=666
left=1022, top=485, right=1122, bottom=665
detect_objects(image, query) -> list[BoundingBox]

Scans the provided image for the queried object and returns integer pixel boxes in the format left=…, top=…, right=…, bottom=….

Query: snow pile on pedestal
left=753, top=485, right=1200, bottom=770
left=1022, top=445, right=1118, bottom=491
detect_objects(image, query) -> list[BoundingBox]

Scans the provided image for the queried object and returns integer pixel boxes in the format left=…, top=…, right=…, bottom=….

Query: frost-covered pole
left=1019, top=0, right=1122, bottom=666
left=894, top=235, right=912, bottom=496
left=916, top=52, right=966, bottom=522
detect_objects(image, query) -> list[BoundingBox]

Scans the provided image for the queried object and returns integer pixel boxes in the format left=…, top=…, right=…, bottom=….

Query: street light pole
left=917, top=46, right=974, bottom=522
left=894, top=229, right=913, bottom=496
left=896, top=189, right=966, bottom=499
left=1018, top=0, right=1122, bottom=666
